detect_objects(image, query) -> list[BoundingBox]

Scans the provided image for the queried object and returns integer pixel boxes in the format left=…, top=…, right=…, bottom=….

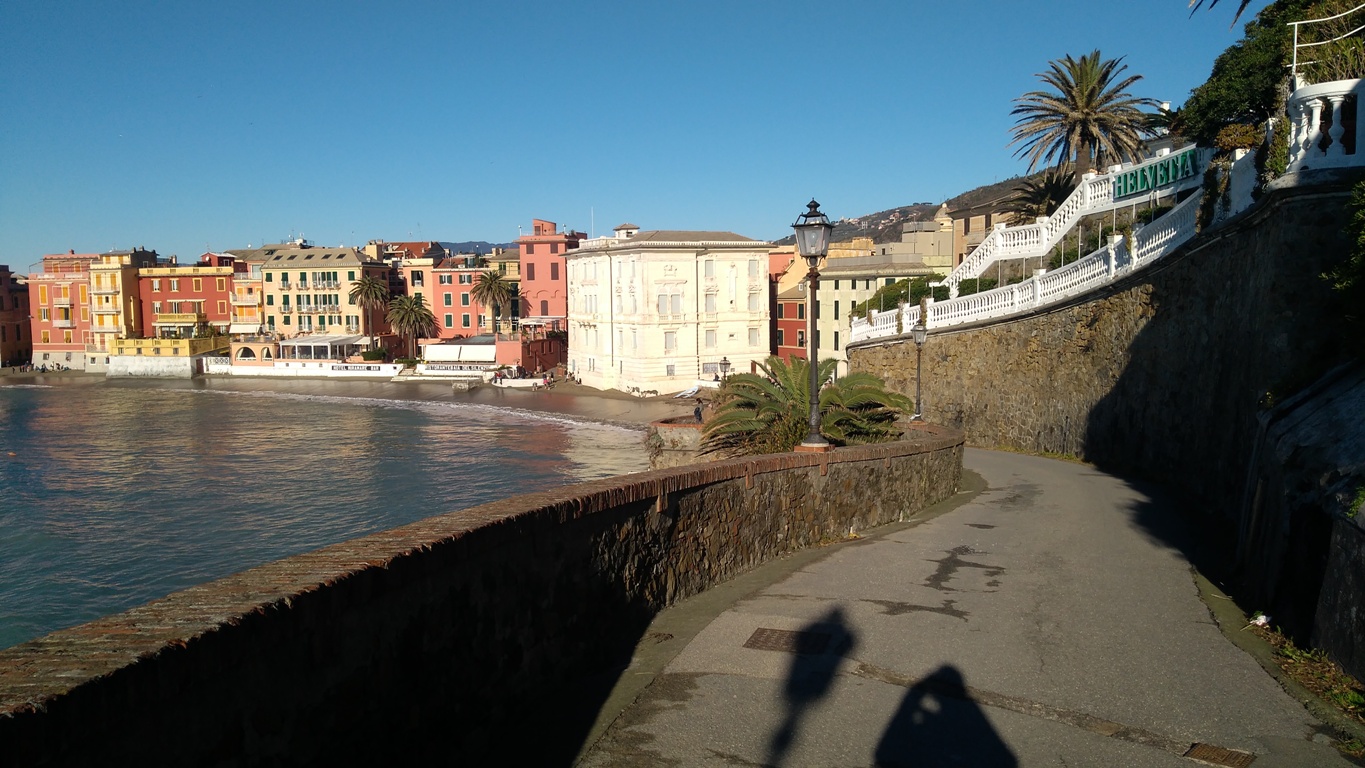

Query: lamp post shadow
left=764, top=606, right=858, bottom=767
left=874, top=664, right=1017, bottom=767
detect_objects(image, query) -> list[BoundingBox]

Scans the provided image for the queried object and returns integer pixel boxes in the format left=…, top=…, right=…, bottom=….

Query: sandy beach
left=1, top=367, right=697, bottom=429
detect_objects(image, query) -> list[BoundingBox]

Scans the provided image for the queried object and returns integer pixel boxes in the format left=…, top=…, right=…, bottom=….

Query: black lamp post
left=719, top=356, right=731, bottom=381
left=792, top=199, right=833, bottom=451
left=911, top=319, right=927, bottom=420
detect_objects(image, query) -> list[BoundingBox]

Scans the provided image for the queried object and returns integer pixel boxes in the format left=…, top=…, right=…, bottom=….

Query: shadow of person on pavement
left=874, top=664, right=1016, bottom=767
left=764, top=606, right=859, bottom=766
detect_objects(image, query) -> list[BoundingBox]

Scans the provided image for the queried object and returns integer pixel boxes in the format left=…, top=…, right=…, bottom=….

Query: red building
left=515, top=219, right=583, bottom=329
left=0, top=264, right=30, bottom=367
left=137, top=254, right=235, bottom=338
left=774, top=285, right=808, bottom=363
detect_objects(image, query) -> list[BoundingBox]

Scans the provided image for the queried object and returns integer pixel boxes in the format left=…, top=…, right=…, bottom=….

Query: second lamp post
left=792, top=199, right=833, bottom=451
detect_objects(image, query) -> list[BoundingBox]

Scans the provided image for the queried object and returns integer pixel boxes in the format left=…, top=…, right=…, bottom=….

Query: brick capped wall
left=0, top=426, right=963, bottom=765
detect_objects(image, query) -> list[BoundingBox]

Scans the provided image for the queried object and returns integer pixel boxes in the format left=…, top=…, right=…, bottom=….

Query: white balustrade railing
left=939, top=147, right=1208, bottom=297
left=849, top=75, right=1362, bottom=350
left=1288, top=78, right=1363, bottom=172
left=848, top=190, right=1205, bottom=346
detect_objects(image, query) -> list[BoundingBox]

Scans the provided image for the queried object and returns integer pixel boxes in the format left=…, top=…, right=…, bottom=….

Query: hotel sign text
left=1112, top=149, right=1197, bottom=200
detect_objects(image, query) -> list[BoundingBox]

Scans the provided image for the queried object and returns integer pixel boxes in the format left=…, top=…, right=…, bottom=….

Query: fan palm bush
left=702, top=356, right=914, bottom=458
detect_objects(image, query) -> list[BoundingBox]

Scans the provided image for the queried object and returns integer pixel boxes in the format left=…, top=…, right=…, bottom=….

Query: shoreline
left=0, top=369, right=695, bottom=430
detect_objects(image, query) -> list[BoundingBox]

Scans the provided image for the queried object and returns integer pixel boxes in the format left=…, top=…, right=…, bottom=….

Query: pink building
left=515, top=219, right=583, bottom=329
left=431, top=257, right=488, bottom=339
left=28, top=251, right=98, bottom=368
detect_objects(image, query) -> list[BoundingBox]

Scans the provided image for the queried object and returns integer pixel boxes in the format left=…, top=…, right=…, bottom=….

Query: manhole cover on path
left=1183, top=742, right=1256, bottom=767
left=743, top=628, right=831, bottom=655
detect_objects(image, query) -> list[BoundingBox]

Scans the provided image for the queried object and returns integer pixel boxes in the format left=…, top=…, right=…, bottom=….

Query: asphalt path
left=578, top=448, right=1352, bottom=767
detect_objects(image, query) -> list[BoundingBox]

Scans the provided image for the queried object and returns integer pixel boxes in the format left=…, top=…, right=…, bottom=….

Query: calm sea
left=0, top=376, right=653, bottom=650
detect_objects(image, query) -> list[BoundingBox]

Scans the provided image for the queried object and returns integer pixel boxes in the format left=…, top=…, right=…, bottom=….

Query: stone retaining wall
left=647, top=415, right=705, bottom=469
left=850, top=172, right=1364, bottom=677
left=0, top=426, right=963, bottom=765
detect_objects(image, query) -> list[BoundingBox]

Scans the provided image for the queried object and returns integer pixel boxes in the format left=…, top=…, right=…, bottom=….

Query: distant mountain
left=441, top=241, right=517, bottom=255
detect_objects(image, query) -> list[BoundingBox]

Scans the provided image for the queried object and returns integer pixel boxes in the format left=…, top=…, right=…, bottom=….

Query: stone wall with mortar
left=850, top=175, right=1354, bottom=509
left=850, top=172, right=1364, bottom=676
left=0, top=426, right=963, bottom=766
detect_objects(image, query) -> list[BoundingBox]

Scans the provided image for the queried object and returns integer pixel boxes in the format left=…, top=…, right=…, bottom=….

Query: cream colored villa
left=565, top=227, right=772, bottom=393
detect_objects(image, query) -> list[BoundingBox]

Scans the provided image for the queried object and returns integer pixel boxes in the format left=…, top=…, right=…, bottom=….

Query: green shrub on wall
left=957, top=278, right=999, bottom=296
left=1324, top=180, right=1365, bottom=357
left=1215, top=123, right=1263, bottom=151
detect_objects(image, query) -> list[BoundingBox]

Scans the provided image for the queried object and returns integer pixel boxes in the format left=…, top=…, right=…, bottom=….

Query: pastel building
left=431, top=256, right=487, bottom=339
left=0, top=264, right=30, bottom=366
left=138, top=256, right=235, bottom=338
left=29, top=248, right=146, bottom=371
left=516, top=219, right=584, bottom=330
left=259, top=245, right=384, bottom=338
left=565, top=226, right=771, bottom=393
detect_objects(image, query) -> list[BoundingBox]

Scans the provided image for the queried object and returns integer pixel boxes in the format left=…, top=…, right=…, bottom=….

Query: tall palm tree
left=1003, top=168, right=1077, bottom=225
left=702, top=356, right=913, bottom=458
left=470, top=270, right=514, bottom=333
left=348, top=275, right=390, bottom=349
left=385, top=293, right=437, bottom=359
left=1009, top=50, right=1159, bottom=175
left=1188, top=0, right=1252, bottom=24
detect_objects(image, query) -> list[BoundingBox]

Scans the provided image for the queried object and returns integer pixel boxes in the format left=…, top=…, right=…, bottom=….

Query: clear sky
left=0, top=0, right=1273, bottom=267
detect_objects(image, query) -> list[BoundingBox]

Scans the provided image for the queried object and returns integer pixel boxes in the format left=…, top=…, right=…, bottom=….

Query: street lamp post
left=792, top=199, right=833, bottom=451
left=719, top=356, right=731, bottom=382
left=911, top=319, right=927, bottom=420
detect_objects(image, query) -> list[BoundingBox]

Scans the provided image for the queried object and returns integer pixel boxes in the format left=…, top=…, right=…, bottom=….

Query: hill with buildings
left=773, top=172, right=1046, bottom=246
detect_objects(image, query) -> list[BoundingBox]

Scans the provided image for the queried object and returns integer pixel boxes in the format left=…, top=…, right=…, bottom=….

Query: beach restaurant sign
left=1112, top=149, right=1197, bottom=201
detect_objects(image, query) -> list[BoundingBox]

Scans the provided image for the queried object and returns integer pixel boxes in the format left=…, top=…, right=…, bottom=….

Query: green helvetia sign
left=1112, top=149, right=1197, bottom=200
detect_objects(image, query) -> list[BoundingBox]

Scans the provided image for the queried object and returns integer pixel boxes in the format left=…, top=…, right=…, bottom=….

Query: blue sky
left=0, top=1, right=1272, bottom=266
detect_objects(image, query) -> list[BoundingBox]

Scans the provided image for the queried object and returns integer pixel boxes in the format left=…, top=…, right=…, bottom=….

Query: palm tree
left=470, top=270, right=514, bottom=333
left=1188, top=0, right=1252, bottom=24
left=1009, top=50, right=1159, bottom=175
left=348, top=275, right=390, bottom=349
left=1003, top=168, right=1077, bottom=225
left=385, top=293, right=437, bottom=359
left=702, top=356, right=913, bottom=458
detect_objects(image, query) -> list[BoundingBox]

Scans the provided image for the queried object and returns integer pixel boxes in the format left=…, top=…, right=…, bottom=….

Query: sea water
left=0, top=376, right=651, bottom=650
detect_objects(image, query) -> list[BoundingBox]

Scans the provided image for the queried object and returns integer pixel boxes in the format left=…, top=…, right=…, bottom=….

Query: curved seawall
left=0, top=425, right=963, bottom=765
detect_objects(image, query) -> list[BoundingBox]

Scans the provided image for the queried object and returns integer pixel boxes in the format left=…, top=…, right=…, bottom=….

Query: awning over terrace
left=277, top=335, right=368, bottom=360
left=228, top=323, right=264, bottom=335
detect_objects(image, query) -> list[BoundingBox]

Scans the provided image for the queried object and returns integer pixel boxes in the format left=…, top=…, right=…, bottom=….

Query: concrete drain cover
left=1183, top=743, right=1255, bottom=767
left=743, top=628, right=830, bottom=655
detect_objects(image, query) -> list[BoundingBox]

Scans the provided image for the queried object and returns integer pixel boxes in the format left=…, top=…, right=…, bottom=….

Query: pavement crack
left=863, top=598, right=969, bottom=621
left=924, top=545, right=1005, bottom=593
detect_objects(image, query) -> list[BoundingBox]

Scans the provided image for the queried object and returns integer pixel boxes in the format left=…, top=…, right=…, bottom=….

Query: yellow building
left=259, top=244, right=386, bottom=338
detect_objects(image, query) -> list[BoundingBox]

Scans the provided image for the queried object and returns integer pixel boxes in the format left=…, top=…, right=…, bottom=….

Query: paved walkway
left=579, top=449, right=1352, bottom=767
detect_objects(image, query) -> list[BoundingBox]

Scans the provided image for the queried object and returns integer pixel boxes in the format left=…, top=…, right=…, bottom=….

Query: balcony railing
left=231, top=294, right=259, bottom=305
left=52, top=318, right=75, bottom=328
left=52, top=296, right=72, bottom=306
left=156, top=312, right=206, bottom=324
left=91, top=285, right=120, bottom=295
left=93, top=307, right=120, bottom=315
